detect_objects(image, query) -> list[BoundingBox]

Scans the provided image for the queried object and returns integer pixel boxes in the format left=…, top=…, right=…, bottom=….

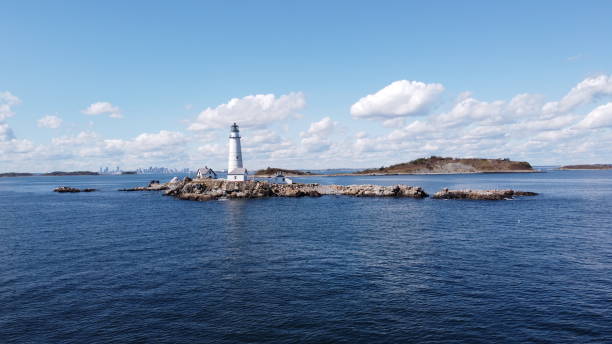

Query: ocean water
left=0, top=171, right=610, bottom=343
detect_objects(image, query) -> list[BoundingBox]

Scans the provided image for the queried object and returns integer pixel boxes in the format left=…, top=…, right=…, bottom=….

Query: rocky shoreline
left=113, top=178, right=538, bottom=201
left=433, top=188, right=538, bottom=200
left=132, top=178, right=429, bottom=201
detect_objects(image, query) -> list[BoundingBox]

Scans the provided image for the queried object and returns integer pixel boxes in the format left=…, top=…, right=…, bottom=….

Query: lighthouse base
left=227, top=168, right=247, bottom=181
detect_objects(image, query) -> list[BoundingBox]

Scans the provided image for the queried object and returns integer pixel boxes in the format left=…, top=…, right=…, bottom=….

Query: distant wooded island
left=0, top=172, right=34, bottom=178
left=0, top=171, right=99, bottom=177
left=42, top=171, right=100, bottom=176
left=259, top=157, right=536, bottom=176
left=559, top=164, right=612, bottom=170
left=355, top=157, right=535, bottom=175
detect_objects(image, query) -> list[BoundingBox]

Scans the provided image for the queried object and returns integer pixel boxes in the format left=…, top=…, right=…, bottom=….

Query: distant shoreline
left=558, top=164, right=612, bottom=170
left=0, top=171, right=99, bottom=177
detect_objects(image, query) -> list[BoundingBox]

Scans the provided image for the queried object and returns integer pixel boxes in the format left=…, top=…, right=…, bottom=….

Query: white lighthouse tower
left=227, top=123, right=247, bottom=181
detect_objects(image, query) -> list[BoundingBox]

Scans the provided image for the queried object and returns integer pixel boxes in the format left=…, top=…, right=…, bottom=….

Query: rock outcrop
left=119, top=180, right=168, bottom=192
left=433, top=188, right=538, bottom=200
left=54, top=186, right=97, bottom=193
left=125, top=179, right=428, bottom=201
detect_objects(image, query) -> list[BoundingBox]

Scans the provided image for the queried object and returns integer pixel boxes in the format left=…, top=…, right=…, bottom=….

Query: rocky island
left=559, top=164, right=612, bottom=170
left=433, top=188, right=538, bottom=200
left=121, top=178, right=428, bottom=200
left=355, top=156, right=535, bottom=175
left=118, top=178, right=540, bottom=202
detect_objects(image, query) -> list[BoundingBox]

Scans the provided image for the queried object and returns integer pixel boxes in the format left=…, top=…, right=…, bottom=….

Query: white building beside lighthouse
left=227, top=123, right=247, bottom=181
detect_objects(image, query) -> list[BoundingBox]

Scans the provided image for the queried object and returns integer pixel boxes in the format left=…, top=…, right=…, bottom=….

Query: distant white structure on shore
left=271, top=174, right=293, bottom=184
left=227, top=123, right=247, bottom=181
left=196, top=166, right=217, bottom=179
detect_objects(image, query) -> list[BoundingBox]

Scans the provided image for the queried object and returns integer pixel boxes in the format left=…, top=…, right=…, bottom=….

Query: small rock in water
left=53, top=186, right=97, bottom=193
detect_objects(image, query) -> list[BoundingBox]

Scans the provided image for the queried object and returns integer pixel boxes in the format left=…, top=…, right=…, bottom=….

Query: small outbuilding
left=196, top=166, right=217, bottom=179
left=271, top=173, right=293, bottom=184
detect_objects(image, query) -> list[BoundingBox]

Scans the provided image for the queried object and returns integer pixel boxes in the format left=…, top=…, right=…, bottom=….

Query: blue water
left=0, top=171, right=610, bottom=343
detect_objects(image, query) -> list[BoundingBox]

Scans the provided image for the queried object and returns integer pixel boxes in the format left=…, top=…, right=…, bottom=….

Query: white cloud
left=37, top=115, right=63, bottom=129
left=82, top=102, right=123, bottom=118
left=382, top=117, right=406, bottom=128
left=104, top=130, right=187, bottom=152
left=543, top=74, right=612, bottom=115
left=5, top=74, right=612, bottom=171
left=0, top=91, right=21, bottom=121
left=350, top=80, right=444, bottom=119
left=576, top=102, right=612, bottom=129
left=0, top=123, right=15, bottom=141
left=244, top=129, right=282, bottom=146
left=188, top=92, right=306, bottom=131
left=435, top=97, right=505, bottom=126
left=300, top=117, right=338, bottom=153
left=347, top=74, right=612, bottom=166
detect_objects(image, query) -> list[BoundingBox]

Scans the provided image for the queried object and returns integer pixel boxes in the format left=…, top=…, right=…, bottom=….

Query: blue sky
left=2, top=1, right=612, bottom=172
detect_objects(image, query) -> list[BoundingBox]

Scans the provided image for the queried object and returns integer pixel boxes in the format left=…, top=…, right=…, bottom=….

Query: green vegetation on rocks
left=356, top=156, right=534, bottom=175
left=254, top=167, right=312, bottom=176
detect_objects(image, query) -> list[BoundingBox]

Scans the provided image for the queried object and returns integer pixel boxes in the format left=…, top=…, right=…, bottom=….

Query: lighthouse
left=227, top=123, right=247, bottom=181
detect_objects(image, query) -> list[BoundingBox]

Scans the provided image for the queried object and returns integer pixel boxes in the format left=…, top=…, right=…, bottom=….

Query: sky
left=2, top=1, right=612, bottom=172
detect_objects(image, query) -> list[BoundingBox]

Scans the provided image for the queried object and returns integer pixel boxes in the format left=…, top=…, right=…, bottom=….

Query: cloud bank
left=3, top=75, right=612, bottom=171
left=189, top=92, right=306, bottom=131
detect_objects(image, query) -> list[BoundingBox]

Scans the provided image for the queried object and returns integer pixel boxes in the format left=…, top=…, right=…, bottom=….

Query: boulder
left=54, top=186, right=81, bottom=193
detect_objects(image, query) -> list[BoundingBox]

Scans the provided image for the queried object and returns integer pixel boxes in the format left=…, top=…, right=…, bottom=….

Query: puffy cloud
left=435, top=97, right=505, bottom=126
left=0, top=123, right=15, bottom=141
left=188, top=92, right=306, bottom=131
left=543, top=74, right=612, bottom=115
left=82, top=102, right=122, bottom=118
left=300, top=117, right=338, bottom=153
left=104, top=130, right=187, bottom=152
left=0, top=91, right=21, bottom=121
left=576, top=102, right=612, bottom=129
left=243, top=129, right=282, bottom=146
left=348, top=75, right=612, bottom=166
left=37, top=115, right=63, bottom=129
left=52, top=131, right=99, bottom=146
left=350, top=80, right=444, bottom=119
left=0, top=138, right=36, bottom=155
left=303, top=116, right=336, bottom=138
left=511, top=114, right=579, bottom=131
